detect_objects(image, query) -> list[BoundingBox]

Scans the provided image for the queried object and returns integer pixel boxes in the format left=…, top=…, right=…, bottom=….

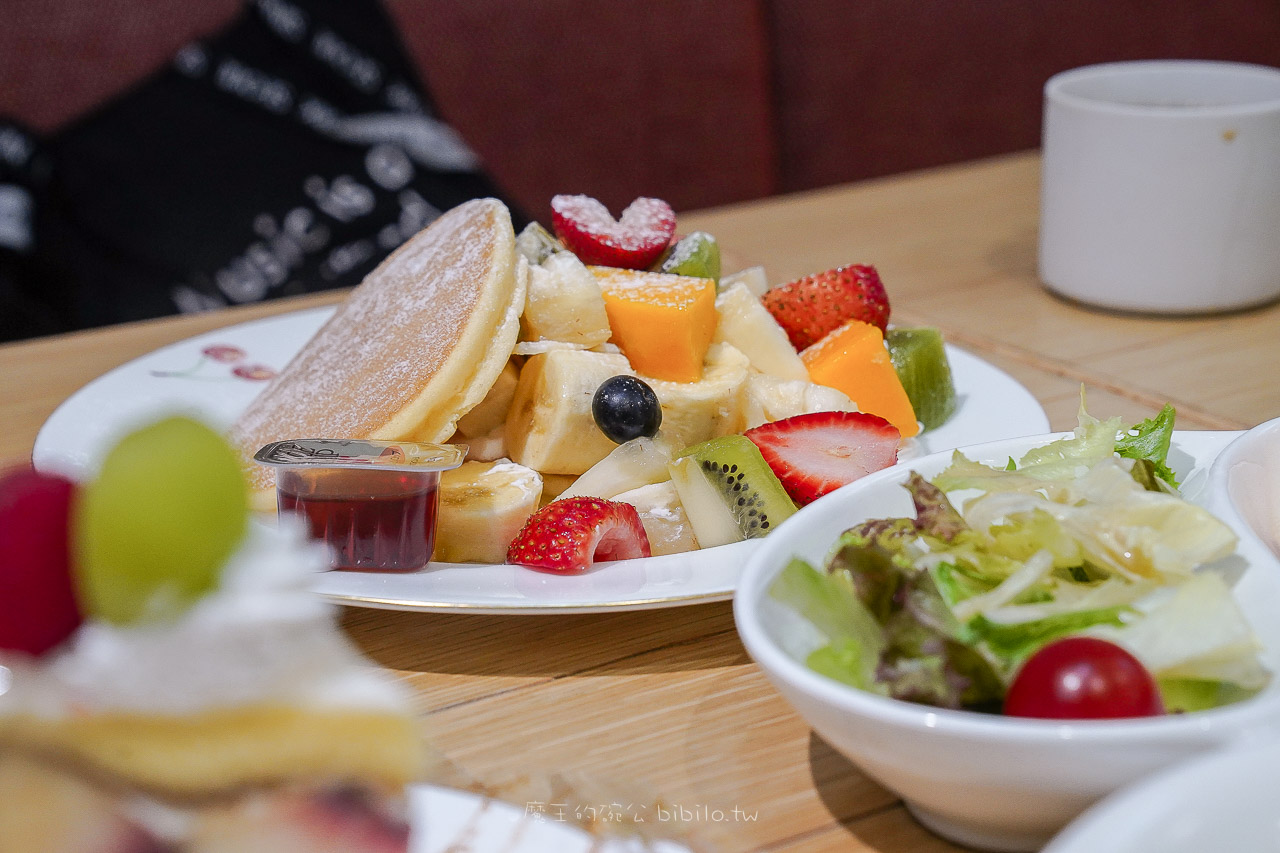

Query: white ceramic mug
left=1039, top=60, right=1280, bottom=314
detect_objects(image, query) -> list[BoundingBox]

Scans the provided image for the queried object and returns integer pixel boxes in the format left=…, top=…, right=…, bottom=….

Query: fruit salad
left=771, top=403, right=1271, bottom=718
left=441, top=194, right=959, bottom=574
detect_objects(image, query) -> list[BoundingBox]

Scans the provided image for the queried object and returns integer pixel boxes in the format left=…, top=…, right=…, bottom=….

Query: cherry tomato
left=1004, top=637, right=1165, bottom=720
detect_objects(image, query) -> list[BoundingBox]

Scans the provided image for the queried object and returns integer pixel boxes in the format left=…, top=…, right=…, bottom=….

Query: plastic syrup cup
left=255, top=439, right=465, bottom=572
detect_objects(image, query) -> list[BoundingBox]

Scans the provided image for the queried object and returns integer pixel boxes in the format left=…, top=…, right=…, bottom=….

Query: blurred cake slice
left=0, top=420, right=425, bottom=852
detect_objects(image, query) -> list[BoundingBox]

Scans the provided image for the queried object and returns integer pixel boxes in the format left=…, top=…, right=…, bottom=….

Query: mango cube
left=591, top=267, right=718, bottom=383
left=802, top=319, right=919, bottom=437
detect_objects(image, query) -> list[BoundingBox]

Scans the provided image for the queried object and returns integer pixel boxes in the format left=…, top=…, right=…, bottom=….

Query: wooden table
left=2, top=150, right=1278, bottom=851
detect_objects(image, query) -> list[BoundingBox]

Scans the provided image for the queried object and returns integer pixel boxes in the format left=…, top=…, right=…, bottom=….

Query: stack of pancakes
left=231, top=198, right=528, bottom=509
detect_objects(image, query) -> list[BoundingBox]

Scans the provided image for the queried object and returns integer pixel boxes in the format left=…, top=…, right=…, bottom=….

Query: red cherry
left=0, top=467, right=83, bottom=656
left=1004, top=636, right=1165, bottom=720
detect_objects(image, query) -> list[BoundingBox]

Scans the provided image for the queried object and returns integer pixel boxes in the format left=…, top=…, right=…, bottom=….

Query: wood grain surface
left=3, top=150, right=1277, bottom=851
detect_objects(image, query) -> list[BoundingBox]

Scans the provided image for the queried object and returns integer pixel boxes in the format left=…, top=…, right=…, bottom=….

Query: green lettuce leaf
left=1158, top=678, right=1262, bottom=713
left=974, top=606, right=1130, bottom=674
left=770, top=558, right=885, bottom=692
left=825, top=518, right=917, bottom=621
left=1116, top=403, right=1178, bottom=489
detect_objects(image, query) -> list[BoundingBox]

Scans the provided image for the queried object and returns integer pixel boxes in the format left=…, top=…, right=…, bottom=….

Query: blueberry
left=592, top=376, right=662, bottom=443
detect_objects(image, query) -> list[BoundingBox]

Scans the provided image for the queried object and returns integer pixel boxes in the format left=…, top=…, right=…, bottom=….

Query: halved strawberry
left=550, top=195, right=676, bottom=269
left=506, top=496, right=651, bottom=574
left=744, top=411, right=900, bottom=505
left=761, top=264, right=890, bottom=351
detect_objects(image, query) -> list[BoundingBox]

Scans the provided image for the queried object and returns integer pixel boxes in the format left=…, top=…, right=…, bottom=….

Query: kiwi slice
left=887, top=327, right=957, bottom=431
left=667, top=435, right=796, bottom=548
left=661, top=231, right=721, bottom=282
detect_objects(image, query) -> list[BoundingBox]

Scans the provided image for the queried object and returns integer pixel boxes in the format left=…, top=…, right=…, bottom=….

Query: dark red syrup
left=277, top=471, right=438, bottom=572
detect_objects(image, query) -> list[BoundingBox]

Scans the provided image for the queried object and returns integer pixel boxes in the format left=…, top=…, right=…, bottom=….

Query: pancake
left=231, top=198, right=526, bottom=497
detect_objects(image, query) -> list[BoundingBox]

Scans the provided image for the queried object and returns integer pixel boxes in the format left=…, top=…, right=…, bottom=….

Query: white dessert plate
left=413, top=784, right=689, bottom=853
left=1208, top=414, right=1280, bottom=560
left=32, top=305, right=1049, bottom=614
left=1042, top=735, right=1280, bottom=853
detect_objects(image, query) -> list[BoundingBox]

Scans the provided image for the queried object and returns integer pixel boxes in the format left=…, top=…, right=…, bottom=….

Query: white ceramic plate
left=1042, top=735, right=1280, bottom=853
left=32, top=305, right=1049, bottom=614
left=412, top=784, right=687, bottom=852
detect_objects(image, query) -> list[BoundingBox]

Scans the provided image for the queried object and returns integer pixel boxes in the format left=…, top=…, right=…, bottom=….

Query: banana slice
left=742, top=373, right=857, bottom=430
left=434, top=459, right=543, bottom=563
left=455, top=358, right=521, bottom=439
left=505, top=349, right=633, bottom=475
left=712, top=282, right=808, bottom=380
left=647, top=343, right=750, bottom=451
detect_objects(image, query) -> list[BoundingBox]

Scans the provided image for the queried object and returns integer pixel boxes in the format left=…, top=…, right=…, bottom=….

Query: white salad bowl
left=733, top=430, right=1280, bottom=852
left=1207, top=415, right=1280, bottom=561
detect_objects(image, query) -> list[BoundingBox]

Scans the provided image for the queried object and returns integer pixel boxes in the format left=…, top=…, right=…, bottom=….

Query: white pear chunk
left=521, top=251, right=612, bottom=347
left=613, top=480, right=700, bottom=556
left=719, top=265, right=769, bottom=298
left=712, top=282, right=808, bottom=380
left=560, top=435, right=677, bottom=500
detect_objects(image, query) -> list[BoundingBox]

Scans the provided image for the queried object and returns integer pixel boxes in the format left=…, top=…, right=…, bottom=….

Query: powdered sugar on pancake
left=231, top=199, right=518, bottom=491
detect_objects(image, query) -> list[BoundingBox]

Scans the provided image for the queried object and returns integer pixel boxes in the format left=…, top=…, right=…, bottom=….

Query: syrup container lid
left=253, top=439, right=465, bottom=473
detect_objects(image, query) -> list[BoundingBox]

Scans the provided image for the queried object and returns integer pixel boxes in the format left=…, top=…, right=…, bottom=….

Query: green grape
left=74, top=416, right=248, bottom=625
left=661, top=231, right=721, bottom=282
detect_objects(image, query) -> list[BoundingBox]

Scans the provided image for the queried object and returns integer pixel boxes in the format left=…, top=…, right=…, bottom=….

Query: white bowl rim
left=734, top=429, right=1280, bottom=746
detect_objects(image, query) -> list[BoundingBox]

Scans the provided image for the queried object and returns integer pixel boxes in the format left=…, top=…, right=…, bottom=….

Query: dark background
left=3, top=0, right=1279, bottom=338
left=6, top=0, right=1279, bottom=215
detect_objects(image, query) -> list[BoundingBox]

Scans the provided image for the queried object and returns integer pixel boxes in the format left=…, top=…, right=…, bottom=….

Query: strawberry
left=506, top=496, right=651, bottom=574
left=761, top=264, right=890, bottom=351
left=551, top=194, right=676, bottom=269
left=744, top=411, right=900, bottom=505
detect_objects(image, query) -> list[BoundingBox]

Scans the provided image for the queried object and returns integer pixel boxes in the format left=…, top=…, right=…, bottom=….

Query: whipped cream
left=0, top=520, right=409, bottom=717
